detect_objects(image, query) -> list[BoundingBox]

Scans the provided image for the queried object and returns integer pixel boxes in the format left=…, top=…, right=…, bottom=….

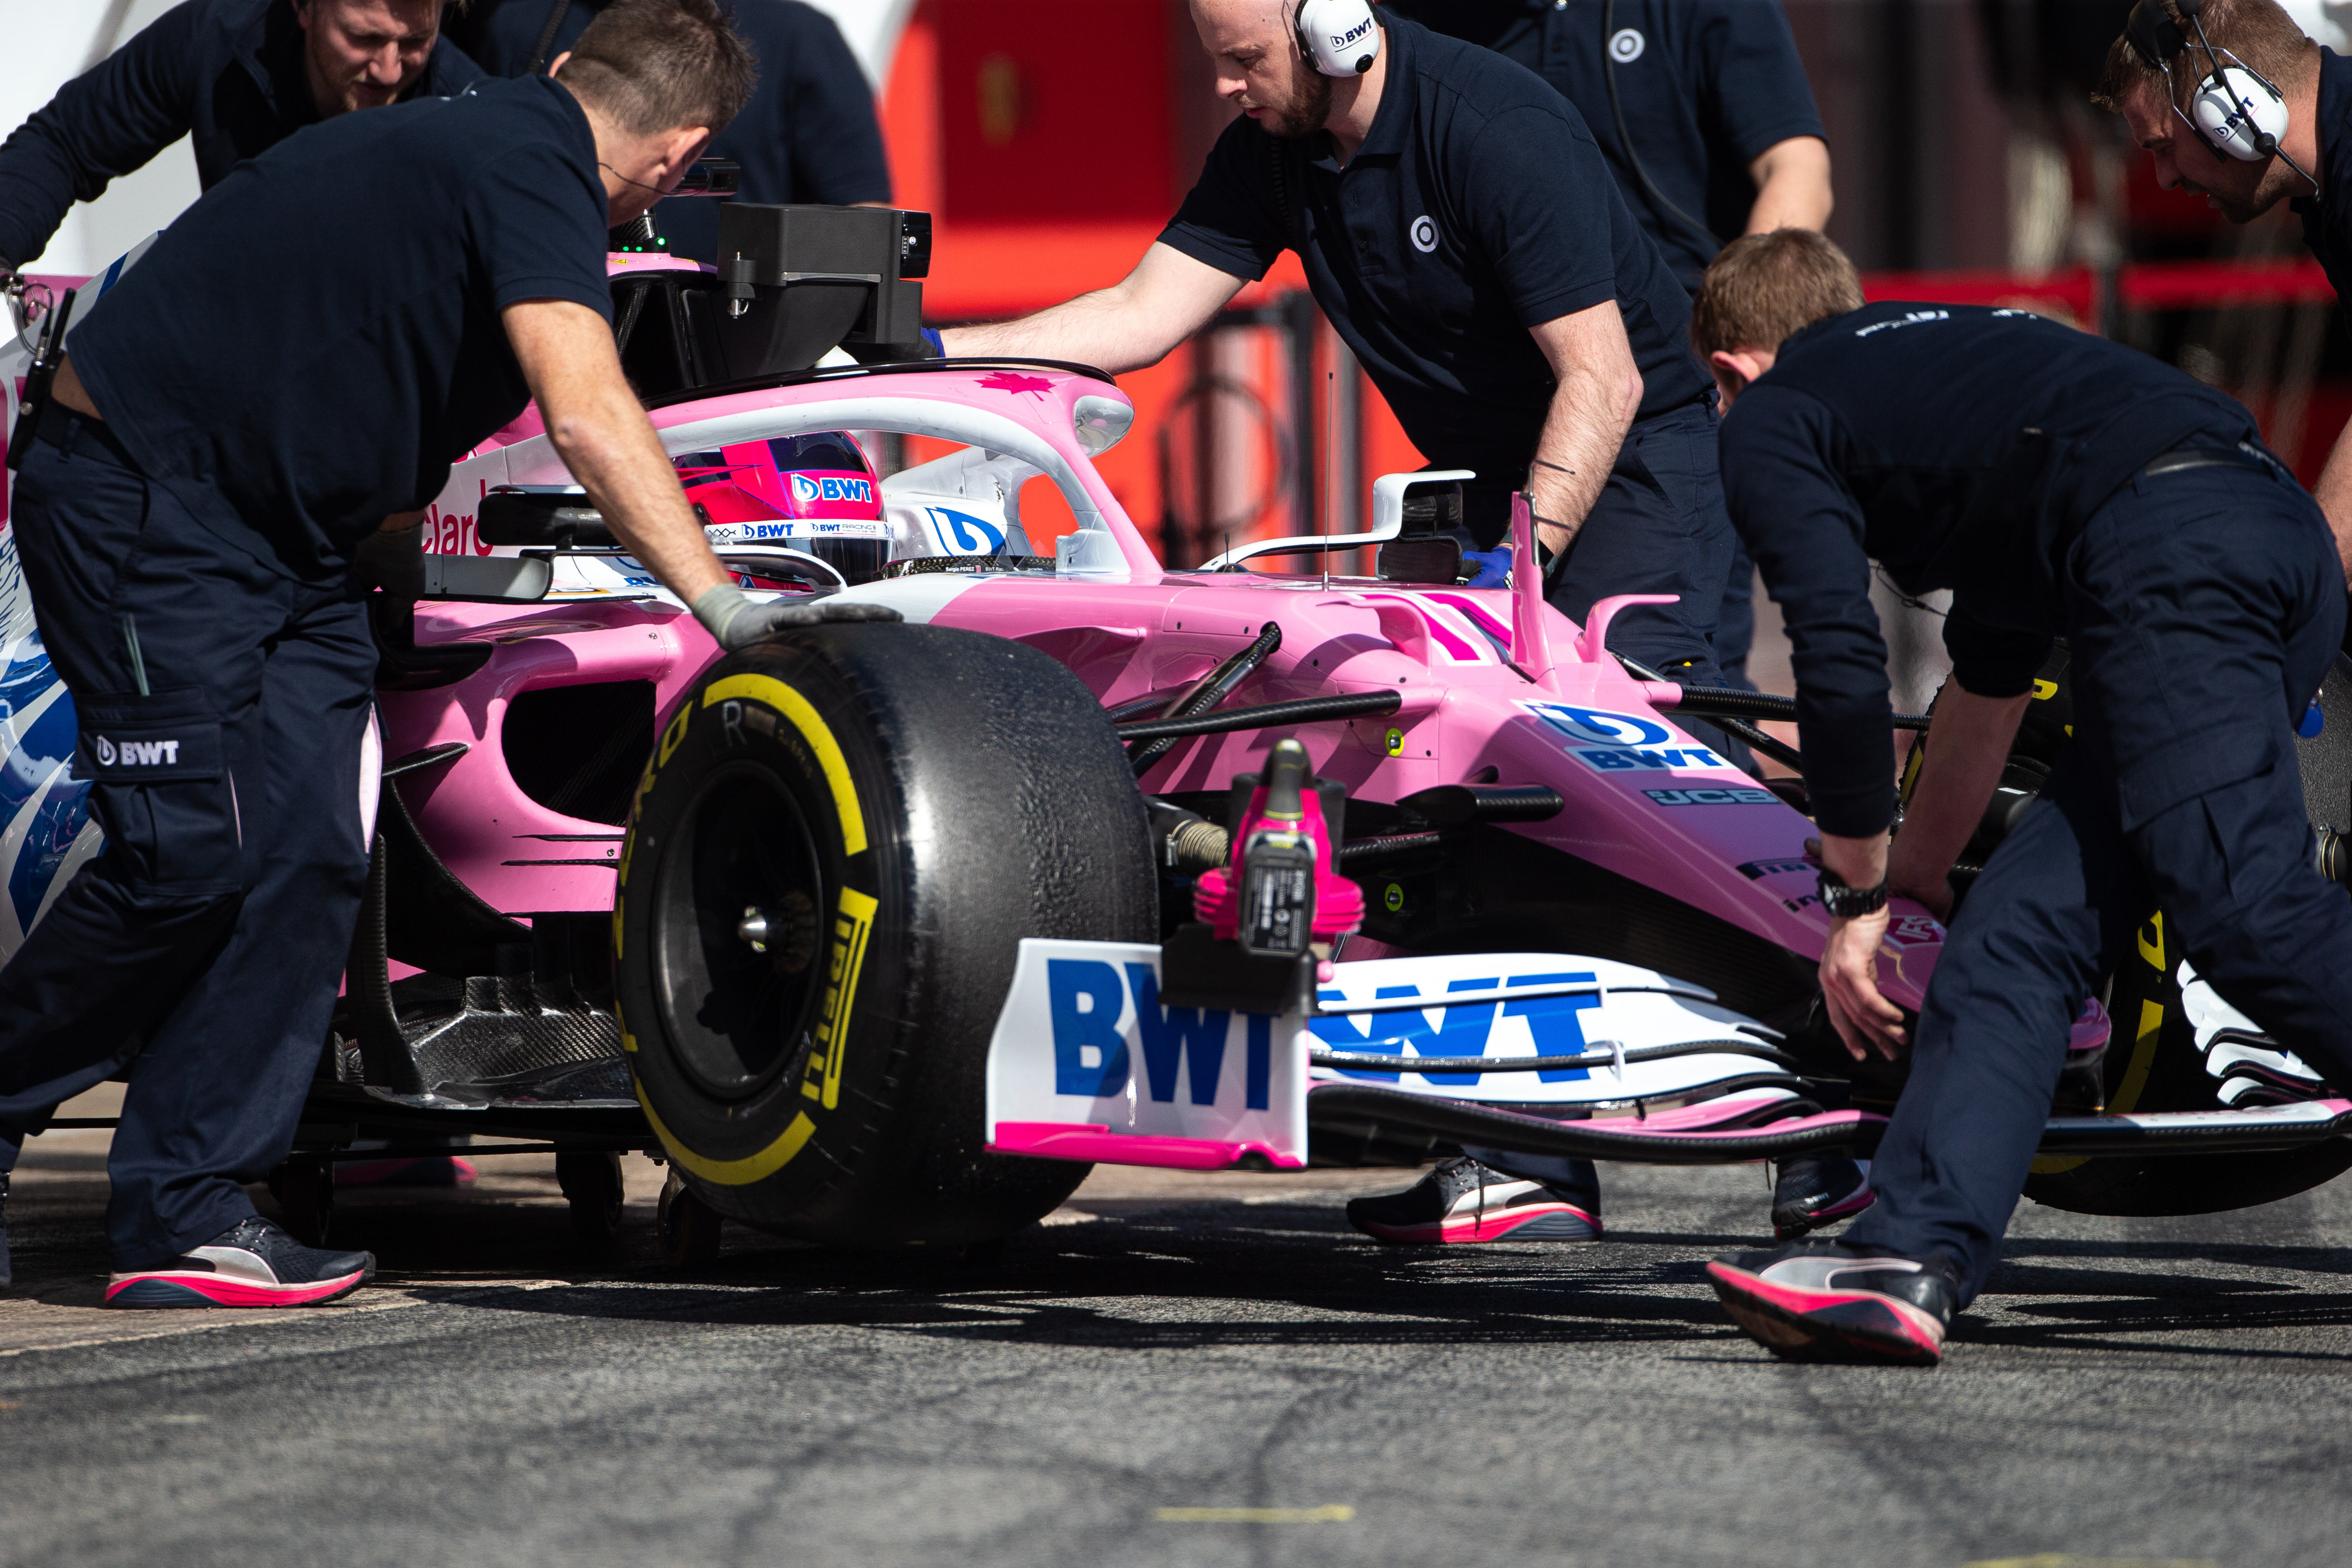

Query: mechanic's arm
left=1524, top=301, right=1643, bottom=562
left=504, top=299, right=728, bottom=603
left=942, top=243, right=1245, bottom=374
left=1883, top=685, right=2031, bottom=917
left=0, top=4, right=202, bottom=271
left=1743, top=135, right=1833, bottom=235
left=2313, top=413, right=2352, bottom=581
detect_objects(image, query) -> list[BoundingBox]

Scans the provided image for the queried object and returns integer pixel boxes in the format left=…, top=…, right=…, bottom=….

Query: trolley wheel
left=556, top=1150, right=627, bottom=1246
left=274, top=1156, right=336, bottom=1247
left=657, top=1167, right=722, bottom=1269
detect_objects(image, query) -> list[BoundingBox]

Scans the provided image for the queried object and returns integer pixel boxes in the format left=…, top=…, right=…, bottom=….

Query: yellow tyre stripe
left=700, top=673, right=867, bottom=855
left=638, top=1084, right=818, bottom=1185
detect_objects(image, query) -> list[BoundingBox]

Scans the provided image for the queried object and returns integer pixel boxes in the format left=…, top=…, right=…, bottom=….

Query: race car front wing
left=983, top=939, right=2352, bottom=1172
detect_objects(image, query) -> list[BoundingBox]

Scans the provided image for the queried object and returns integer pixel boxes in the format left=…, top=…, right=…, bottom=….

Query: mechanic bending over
left=1379, top=0, right=1832, bottom=695
left=455, top=0, right=892, bottom=264
left=1690, top=229, right=2352, bottom=1366
left=0, top=0, right=482, bottom=285
left=0, top=0, right=877, bottom=1308
left=2094, top=0, right=2352, bottom=572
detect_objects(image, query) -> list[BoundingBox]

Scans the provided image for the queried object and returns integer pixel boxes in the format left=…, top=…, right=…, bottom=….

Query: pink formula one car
left=5, top=213, right=2349, bottom=1261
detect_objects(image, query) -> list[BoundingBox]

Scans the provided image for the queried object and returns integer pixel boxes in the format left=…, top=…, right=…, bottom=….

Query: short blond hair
left=1690, top=230, right=1866, bottom=357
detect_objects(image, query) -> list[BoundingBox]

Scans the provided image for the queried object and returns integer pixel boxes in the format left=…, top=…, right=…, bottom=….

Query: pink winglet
left=1508, top=491, right=1557, bottom=686
left=1575, top=593, right=1681, bottom=668
left=988, top=1122, right=1307, bottom=1171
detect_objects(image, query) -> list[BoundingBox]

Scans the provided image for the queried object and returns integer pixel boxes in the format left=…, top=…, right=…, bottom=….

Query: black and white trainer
left=104, top=1216, right=374, bottom=1309
left=1707, top=1240, right=1957, bottom=1365
left=1346, top=1156, right=1601, bottom=1245
left=1770, top=1155, right=1875, bottom=1240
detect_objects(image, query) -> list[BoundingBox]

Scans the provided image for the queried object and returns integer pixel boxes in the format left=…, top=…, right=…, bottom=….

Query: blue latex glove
left=919, top=327, right=945, bottom=358
left=1461, top=547, right=1512, bottom=589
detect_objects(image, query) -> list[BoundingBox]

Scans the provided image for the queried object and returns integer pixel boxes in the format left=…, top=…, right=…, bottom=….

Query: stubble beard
left=1259, top=69, right=1334, bottom=140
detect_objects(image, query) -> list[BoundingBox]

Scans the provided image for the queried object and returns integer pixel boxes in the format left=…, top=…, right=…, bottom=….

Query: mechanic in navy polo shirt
left=947, top=2, right=1732, bottom=678
left=1379, top=0, right=1829, bottom=289
left=949, top=0, right=1735, bottom=1253
left=2094, top=0, right=2352, bottom=574
left=0, top=0, right=482, bottom=281
left=1690, top=230, right=2352, bottom=1367
left=454, top=0, right=892, bottom=263
left=1382, top=0, right=1831, bottom=700
left=0, top=0, right=866, bottom=1308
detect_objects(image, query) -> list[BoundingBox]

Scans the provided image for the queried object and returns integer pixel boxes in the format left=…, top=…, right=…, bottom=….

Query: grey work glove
left=692, top=583, right=903, bottom=650
left=353, top=524, right=426, bottom=608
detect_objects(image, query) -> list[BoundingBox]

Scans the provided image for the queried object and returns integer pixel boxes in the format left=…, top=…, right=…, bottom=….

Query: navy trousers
left=1844, top=462, right=2352, bottom=1303
left=1465, top=399, right=1737, bottom=683
left=0, top=415, right=376, bottom=1269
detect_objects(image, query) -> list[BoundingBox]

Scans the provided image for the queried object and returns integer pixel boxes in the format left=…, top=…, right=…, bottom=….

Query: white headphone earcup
left=2192, top=66, right=2288, bottom=160
left=1296, top=0, right=1378, bottom=76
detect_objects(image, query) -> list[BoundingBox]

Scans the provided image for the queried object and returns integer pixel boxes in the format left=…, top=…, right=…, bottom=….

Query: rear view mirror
left=478, top=487, right=616, bottom=549
left=421, top=553, right=552, bottom=603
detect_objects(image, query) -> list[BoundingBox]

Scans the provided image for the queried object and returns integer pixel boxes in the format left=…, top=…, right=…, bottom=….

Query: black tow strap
left=523, top=0, right=573, bottom=75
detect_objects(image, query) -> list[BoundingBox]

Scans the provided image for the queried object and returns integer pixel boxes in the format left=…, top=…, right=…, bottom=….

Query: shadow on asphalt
left=389, top=1199, right=1748, bottom=1349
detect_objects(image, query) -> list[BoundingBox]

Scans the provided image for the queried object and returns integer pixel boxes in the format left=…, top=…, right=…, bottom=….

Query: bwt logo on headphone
left=1330, top=15, right=1372, bottom=47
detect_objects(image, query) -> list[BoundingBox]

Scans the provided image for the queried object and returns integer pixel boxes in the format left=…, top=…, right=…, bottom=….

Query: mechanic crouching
left=1690, top=229, right=2352, bottom=1366
left=0, top=0, right=481, bottom=286
left=0, top=0, right=872, bottom=1306
left=943, top=0, right=1740, bottom=1250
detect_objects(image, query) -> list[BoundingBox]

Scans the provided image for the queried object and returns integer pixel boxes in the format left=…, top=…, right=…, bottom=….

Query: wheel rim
left=651, top=762, right=829, bottom=1100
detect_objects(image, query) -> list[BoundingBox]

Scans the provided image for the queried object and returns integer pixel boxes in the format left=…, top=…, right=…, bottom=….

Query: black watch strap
left=1817, top=868, right=1889, bottom=918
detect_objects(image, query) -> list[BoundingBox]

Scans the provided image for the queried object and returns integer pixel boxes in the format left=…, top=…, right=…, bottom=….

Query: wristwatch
left=1817, top=866, right=1889, bottom=919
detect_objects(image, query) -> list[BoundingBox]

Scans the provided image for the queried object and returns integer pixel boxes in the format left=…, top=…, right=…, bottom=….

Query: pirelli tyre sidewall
left=615, top=623, right=1156, bottom=1245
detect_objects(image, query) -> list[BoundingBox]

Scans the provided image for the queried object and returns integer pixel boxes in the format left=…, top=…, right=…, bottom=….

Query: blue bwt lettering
left=1048, top=958, right=1129, bottom=1096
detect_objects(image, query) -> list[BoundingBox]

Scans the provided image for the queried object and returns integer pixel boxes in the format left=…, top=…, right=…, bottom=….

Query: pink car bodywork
left=397, top=358, right=1932, bottom=999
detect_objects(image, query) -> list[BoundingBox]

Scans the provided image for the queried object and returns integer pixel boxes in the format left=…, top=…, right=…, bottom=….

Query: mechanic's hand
left=352, top=520, right=426, bottom=608
left=691, top=583, right=903, bottom=651
left=1820, top=906, right=1905, bottom=1061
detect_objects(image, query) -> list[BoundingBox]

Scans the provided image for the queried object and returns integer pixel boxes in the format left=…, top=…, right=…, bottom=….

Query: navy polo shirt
left=457, top=0, right=892, bottom=264
left=68, top=76, right=612, bottom=583
left=2295, top=47, right=2352, bottom=325
left=1719, top=302, right=2261, bottom=837
left=0, top=0, right=482, bottom=270
left=1160, top=15, right=1707, bottom=490
left=1381, top=0, right=1823, bottom=285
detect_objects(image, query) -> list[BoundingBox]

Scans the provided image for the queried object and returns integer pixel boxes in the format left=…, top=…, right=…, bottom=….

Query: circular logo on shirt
left=1609, top=27, right=1646, bottom=63
left=95, top=735, right=115, bottom=768
left=1409, top=214, right=1438, bottom=253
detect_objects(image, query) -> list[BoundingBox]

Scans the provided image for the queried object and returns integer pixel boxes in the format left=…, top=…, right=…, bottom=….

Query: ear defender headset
left=2127, top=0, right=2318, bottom=190
left=1295, top=0, right=1379, bottom=76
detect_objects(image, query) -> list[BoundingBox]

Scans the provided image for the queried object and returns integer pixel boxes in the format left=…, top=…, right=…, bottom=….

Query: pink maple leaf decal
left=978, top=370, right=1054, bottom=396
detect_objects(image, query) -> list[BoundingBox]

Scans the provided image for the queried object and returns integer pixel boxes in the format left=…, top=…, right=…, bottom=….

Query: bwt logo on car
left=1047, top=958, right=1274, bottom=1108
left=789, top=473, right=875, bottom=507
left=93, top=735, right=179, bottom=767
left=1521, top=701, right=1726, bottom=772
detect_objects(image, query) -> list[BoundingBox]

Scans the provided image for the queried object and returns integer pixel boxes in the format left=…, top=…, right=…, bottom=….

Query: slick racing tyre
left=615, top=622, right=1156, bottom=1245
left=1910, top=647, right=2352, bottom=1215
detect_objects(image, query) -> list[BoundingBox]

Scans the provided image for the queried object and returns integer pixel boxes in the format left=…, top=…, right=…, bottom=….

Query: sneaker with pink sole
left=104, top=1217, right=375, bottom=1309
